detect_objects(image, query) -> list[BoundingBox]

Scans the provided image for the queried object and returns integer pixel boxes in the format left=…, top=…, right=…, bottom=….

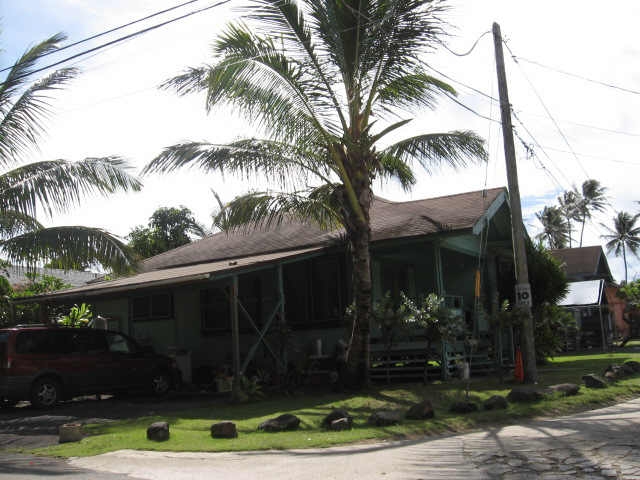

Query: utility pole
left=492, top=22, right=537, bottom=383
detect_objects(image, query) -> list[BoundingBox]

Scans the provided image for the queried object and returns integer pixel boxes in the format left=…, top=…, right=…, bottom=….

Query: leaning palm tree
left=557, top=188, right=581, bottom=248
left=536, top=206, right=569, bottom=249
left=0, top=33, right=141, bottom=274
left=601, top=211, right=640, bottom=283
left=144, top=0, right=486, bottom=383
left=578, top=179, right=607, bottom=247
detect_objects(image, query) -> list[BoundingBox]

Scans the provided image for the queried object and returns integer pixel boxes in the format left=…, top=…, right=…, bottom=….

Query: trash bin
left=168, top=347, right=192, bottom=384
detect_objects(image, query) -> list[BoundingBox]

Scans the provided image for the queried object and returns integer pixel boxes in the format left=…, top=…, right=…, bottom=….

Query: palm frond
left=0, top=210, right=43, bottom=240
left=1, top=226, right=136, bottom=274
left=0, top=157, right=142, bottom=217
left=381, top=130, right=486, bottom=174
left=376, top=72, right=455, bottom=113
left=0, top=67, right=78, bottom=165
left=377, top=154, right=416, bottom=191
left=160, top=66, right=210, bottom=96
left=144, top=139, right=333, bottom=189
left=214, top=186, right=343, bottom=232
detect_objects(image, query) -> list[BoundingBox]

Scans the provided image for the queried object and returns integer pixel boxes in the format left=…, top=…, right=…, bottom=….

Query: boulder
left=582, top=374, right=607, bottom=389
left=545, top=383, right=580, bottom=396
left=321, top=409, right=353, bottom=429
left=211, top=421, right=238, bottom=438
left=604, top=370, right=617, bottom=382
left=507, top=386, right=544, bottom=403
left=406, top=400, right=435, bottom=420
left=329, top=418, right=352, bottom=431
left=147, top=421, right=170, bottom=442
left=449, top=401, right=478, bottom=414
left=620, top=363, right=636, bottom=376
left=258, top=414, right=301, bottom=432
left=368, top=410, right=402, bottom=426
left=59, top=423, right=83, bottom=443
left=624, top=360, right=640, bottom=373
left=483, top=395, right=508, bottom=410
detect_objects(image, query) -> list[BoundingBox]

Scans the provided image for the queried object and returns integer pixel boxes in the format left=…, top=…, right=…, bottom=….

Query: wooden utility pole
left=492, top=22, right=537, bottom=383
left=230, top=275, right=242, bottom=400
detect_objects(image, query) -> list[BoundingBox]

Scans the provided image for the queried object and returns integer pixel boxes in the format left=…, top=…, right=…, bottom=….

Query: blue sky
left=1, top=0, right=640, bottom=282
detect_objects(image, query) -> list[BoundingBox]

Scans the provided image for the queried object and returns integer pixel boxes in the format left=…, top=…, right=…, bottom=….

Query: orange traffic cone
left=514, top=348, right=524, bottom=383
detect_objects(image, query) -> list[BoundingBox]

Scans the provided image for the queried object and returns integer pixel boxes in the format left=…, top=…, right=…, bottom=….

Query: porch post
left=38, top=302, right=50, bottom=325
left=277, top=264, right=287, bottom=375
left=434, top=242, right=444, bottom=296
left=599, top=306, right=607, bottom=352
left=230, top=275, right=241, bottom=400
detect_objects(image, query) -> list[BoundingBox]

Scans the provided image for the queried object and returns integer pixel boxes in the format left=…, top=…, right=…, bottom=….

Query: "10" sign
left=515, top=283, right=532, bottom=307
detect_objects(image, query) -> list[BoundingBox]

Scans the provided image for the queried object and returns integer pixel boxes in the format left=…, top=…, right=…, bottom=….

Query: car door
left=104, top=332, right=153, bottom=390
left=66, top=330, right=111, bottom=395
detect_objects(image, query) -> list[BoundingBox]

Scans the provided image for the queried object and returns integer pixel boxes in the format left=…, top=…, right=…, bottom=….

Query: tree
left=143, top=0, right=486, bottom=383
left=536, top=206, right=569, bottom=249
left=0, top=34, right=141, bottom=273
left=578, top=179, right=607, bottom=247
left=601, top=211, right=640, bottom=283
left=127, top=206, right=207, bottom=258
left=557, top=188, right=581, bottom=248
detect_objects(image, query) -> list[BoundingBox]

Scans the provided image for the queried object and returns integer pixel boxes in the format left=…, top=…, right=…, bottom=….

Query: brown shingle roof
left=141, top=187, right=506, bottom=272
left=549, top=246, right=613, bottom=282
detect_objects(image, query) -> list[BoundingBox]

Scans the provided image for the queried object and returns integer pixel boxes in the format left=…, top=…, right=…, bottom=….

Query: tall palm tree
left=0, top=34, right=141, bottom=274
left=557, top=188, right=581, bottom=248
left=144, top=0, right=486, bottom=383
left=601, top=211, right=640, bottom=283
left=536, top=206, right=569, bottom=249
left=578, top=179, right=607, bottom=247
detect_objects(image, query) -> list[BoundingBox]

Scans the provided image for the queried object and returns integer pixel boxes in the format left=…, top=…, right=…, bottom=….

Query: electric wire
left=437, top=31, right=492, bottom=57
left=503, top=40, right=590, bottom=179
left=0, top=0, right=206, bottom=74
left=7, top=0, right=231, bottom=83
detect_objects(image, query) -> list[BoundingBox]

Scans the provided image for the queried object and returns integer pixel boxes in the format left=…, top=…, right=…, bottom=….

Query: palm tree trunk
left=568, top=219, right=572, bottom=248
left=623, top=243, right=628, bottom=283
left=580, top=214, right=586, bottom=247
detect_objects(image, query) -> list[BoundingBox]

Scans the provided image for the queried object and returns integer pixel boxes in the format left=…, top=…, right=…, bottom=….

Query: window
left=131, top=292, right=173, bottom=321
left=69, top=330, right=107, bottom=354
left=106, top=332, right=134, bottom=354
left=201, top=286, right=230, bottom=333
left=16, top=330, right=74, bottom=355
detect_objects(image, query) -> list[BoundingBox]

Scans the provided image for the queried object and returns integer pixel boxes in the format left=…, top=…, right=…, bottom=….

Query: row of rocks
left=582, top=360, right=640, bottom=389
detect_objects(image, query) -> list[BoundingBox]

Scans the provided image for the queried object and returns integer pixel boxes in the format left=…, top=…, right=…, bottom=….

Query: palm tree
left=557, top=188, right=581, bottom=247
left=601, top=211, right=640, bottom=283
left=536, top=206, right=569, bottom=249
left=578, top=179, right=607, bottom=247
left=0, top=33, right=141, bottom=273
left=144, top=0, right=486, bottom=383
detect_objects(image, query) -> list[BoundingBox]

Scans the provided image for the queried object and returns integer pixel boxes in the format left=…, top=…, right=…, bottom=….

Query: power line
left=517, top=112, right=640, bottom=138
left=503, top=40, right=590, bottom=179
left=425, top=63, right=497, bottom=101
left=514, top=56, right=640, bottom=97
left=0, top=0, right=206, bottom=74
left=443, top=92, right=499, bottom=124
left=539, top=145, right=640, bottom=166
left=437, top=31, right=492, bottom=57
left=8, top=0, right=231, bottom=83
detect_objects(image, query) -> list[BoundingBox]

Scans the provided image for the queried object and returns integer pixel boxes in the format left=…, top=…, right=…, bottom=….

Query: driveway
left=70, top=397, right=640, bottom=479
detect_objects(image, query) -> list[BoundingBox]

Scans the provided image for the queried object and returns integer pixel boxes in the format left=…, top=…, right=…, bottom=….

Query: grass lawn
left=34, top=349, right=640, bottom=458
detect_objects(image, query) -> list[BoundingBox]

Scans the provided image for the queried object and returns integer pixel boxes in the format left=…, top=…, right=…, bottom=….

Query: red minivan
left=0, top=326, right=180, bottom=408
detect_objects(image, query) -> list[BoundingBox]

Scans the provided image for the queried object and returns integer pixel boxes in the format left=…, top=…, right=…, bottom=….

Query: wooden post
left=599, top=306, right=607, bottom=352
left=277, top=264, right=287, bottom=376
left=230, top=275, right=241, bottom=400
left=493, top=22, right=537, bottom=383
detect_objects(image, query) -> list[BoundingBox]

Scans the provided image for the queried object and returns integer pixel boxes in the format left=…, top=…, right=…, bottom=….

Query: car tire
left=150, top=371, right=170, bottom=397
left=30, top=377, right=61, bottom=409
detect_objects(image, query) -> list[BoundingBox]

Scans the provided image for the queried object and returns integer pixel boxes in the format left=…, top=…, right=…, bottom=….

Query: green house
left=20, top=187, right=517, bottom=384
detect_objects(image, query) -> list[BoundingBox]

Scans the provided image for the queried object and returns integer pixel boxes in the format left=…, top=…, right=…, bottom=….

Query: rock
left=211, top=421, right=238, bottom=438
left=483, top=395, right=508, bottom=410
left=604, top=370, right=617, bottom=381
left=624, top=360, right=640, bottom=372
left=368, top=410, right=402, bottom=426
left=329, top=418, right=352, bottom=431
left=321, top=409, right=353, bottom=429
left=59, top=423, right=83, bottom=443
left=406, top=400, right=435, bottom=420
left=507, top=386, right=544, bottom=402
left=449, top=401, right=478, bottom=414
left=545, top=383, right=580, bottom=396
left=620, top=363, right=636, bottom=375
left=582, top=374, right=607, bottom=388
left=258, top=414, right=301, bottom=432
left=147, top=421, right=170, bottom=441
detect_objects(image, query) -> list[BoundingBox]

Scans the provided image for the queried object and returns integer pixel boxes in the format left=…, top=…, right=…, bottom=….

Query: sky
left=1, top=0, right=639, bottom=282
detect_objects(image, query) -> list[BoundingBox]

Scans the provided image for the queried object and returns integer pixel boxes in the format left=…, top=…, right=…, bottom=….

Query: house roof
left=558, top=279, right=605, bottom=307
left=548, top=246, right=613, bottom=283
left=141, top=187, right=506, bottom=272
left=5, top=266, right=99, bottom=288
left=21, top=187, right=507, bottom=302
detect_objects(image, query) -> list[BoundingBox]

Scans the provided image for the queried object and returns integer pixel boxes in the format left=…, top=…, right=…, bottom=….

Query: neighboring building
left=4, top=266, right=99, bottom=289
left=18, top=188, right=517, bottom=383
left=550, top=246, right=616, bottom=349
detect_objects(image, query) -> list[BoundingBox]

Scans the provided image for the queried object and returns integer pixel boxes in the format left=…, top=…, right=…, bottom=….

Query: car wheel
left=150, top=372, right=170, bottom=396
left=30, top=377, right=61, bottom=409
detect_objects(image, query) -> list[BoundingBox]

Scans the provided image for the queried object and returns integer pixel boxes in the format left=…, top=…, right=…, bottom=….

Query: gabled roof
left=549, top=246, right=614, bottom=283
left=142, top=187, right=506, bottom=272
left=5, top=266, right=99, bottom=288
